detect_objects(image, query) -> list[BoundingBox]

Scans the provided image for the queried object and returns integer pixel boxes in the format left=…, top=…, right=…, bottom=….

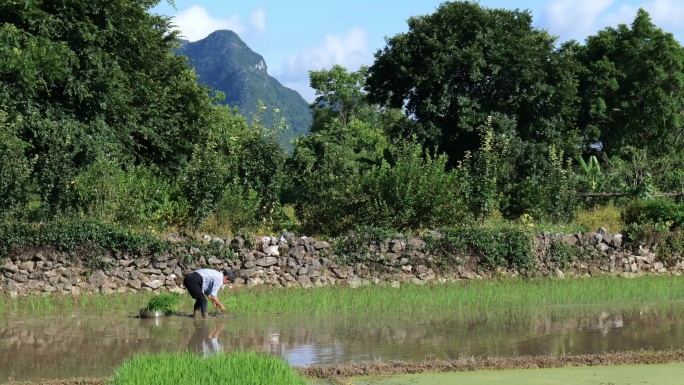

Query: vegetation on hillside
left=177, top=30, right=313, bottom=149
left=2, top=0, right=684, bottom=245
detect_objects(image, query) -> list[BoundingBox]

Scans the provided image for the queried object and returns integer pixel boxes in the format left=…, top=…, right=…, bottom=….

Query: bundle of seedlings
left=141, top=293, right=182, bottom=317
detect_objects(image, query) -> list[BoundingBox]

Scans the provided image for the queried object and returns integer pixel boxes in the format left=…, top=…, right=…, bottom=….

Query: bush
left=622, top=198, right=684, bottom=230
left=548, top=241, right=577, bottom=268
left=0, top=220, right=169, bottom=258
left=71, top=160, right=186, bottom=230
left=359, top=143, right=468, bottom=230
left=424, top=225, right=535, bottom=272
left=199, top=184, right=262, bottom=235
left=573, top=203, right=624, bottom=233
left=0, top=111, right=33, bottom=216
left=501, top=146, right=578, bottom=223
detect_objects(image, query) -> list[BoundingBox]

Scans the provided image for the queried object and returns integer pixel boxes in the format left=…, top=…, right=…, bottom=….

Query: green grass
left=3, top=275, right=684, bottom=318
left=111, top=351, right=307, bottom=385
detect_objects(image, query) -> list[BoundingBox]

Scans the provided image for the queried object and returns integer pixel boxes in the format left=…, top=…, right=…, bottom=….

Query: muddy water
left=2, top=302, right=684, bottom=382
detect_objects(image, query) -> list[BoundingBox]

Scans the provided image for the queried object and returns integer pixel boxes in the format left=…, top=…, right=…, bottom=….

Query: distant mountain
left=177, top=30, right=312, bottom=147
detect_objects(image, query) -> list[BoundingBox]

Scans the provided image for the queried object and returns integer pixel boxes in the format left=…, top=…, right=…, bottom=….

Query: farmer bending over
left=183, top=268, right=236, bottom=318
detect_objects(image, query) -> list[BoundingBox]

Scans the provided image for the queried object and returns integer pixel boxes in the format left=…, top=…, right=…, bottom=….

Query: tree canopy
left=365, top=1, right=581, bottom=164
left=575, top=9, right=684, bottom=156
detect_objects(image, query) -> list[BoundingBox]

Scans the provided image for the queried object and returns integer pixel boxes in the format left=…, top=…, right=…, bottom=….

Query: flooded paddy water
left=3, top=301, right=684, bottom=382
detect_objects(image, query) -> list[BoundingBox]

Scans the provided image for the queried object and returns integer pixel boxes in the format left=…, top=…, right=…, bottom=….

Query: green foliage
left=577, top=9, right=684, bottom=156
left=329, top=226, right=401, bottom=265
left=548, top=241, right=578, bottom=268
left=0, top=220, right=169, bottom=258
left=455, top=117, right=508, bottom=222
left=622, top=198, right=684, bottom=230
left=359, top=142, right=467, bottom=230
left=502, top=145, right=578, bottom=222
left=424, top=225, right=535, bottom=272
left=145, top=293, right=181, bottom=315
left=0, top=110, right=33, bottom=216
left=597, top=146, right=684, bottom=197
left=71, top=159, right=186, bottom=230
left=177, top=30, right=312, bottom=149
left=657, top=230, right=684, bottom=262
left=577, top=155, right=602, bottom=191
left=200, top=184, right=262, bottom=235
left=573, top=203, right=624, bottom=234
left=366, top=1, right=580, bottom=166
left=309, top=64, right=371, bottom=129
left=288, top=116, right=391, bottom=235
left=0, top=0, right=219, bottom=216
left=112, top=351, right=307, bottom=385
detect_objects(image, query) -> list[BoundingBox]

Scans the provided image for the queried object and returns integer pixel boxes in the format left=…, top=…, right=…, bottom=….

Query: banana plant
left=578, top=155, right=601, bottom=191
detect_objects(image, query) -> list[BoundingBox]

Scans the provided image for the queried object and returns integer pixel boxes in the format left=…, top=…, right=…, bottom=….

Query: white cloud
left=172, top=6, right=266, bottom=42
left=274, top=27, right=372, bottom=102
left=172, top=6, right=243, bottom=41
left=646, top=0, right=684, bottom=29
left=603, top=4, right=639, bottom=26
left=605, top=0, right=684, bottom=32
left=250, top=8, right=266, bottom=33
left=542, top=0, right=614, bottom=41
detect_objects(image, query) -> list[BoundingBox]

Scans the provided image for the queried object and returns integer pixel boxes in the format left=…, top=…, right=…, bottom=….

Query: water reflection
left=2, top=303, right=684, bottom=382
left=187, top=320, right=225, bottom=357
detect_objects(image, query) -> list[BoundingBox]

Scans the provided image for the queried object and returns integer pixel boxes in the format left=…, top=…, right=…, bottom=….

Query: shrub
left=622, top=198, right=684, bottom=230
left=200, top=183, right=262, bottom=235
left=359, top=143, right=467, bottom=230
left=424, top=225, right=535, bottom=272
left=71, top=160, right=186, bottom=230
left=501, top=146, right=578, bottom=223
left=0, top=220, right=169, bottom=258
left=573, top=203, right=624, bottom=233
left=0, top=110, right=33, bottom=217
left=548, top=241, right=577, bottom=268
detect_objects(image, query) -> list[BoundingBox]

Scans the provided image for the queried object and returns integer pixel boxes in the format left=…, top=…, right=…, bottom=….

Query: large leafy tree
left=576, top=9, right=684, bottom=156
left=0, top=0, right=212, bottom=210
left=365, top=1, right=581, bottom=165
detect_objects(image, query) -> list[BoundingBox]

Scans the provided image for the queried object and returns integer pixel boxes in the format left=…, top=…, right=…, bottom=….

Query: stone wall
left=2, top=229, right=683, bottom=296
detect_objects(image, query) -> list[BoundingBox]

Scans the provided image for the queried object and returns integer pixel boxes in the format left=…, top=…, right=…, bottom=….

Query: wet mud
left=298, top=348, right=684, bottom=378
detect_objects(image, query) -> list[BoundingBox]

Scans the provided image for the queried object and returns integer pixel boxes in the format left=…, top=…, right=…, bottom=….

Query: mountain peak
left=177, top=30, right=312, bottom=147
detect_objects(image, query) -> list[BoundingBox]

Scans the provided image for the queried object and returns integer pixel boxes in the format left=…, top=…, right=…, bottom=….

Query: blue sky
left=151, top=0, right=684, bottom=102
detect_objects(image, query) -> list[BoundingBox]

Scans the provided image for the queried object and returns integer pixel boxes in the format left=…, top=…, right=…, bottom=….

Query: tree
left=0, top=0, right=215, bottom=212
left=365, top=1, right=581, bottom=165
left=309, top=65, right=370, bottom=130
left=576, top=9, right=684, bottom=157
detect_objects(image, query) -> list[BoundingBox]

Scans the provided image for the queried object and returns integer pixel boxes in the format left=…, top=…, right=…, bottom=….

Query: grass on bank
left=2, top=275, right=684, bottom=318
left=111, top=351, right=306, bottom=385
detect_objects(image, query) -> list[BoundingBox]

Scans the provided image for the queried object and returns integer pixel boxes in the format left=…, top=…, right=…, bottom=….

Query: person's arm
left=208, top=295, right=226, bottom=313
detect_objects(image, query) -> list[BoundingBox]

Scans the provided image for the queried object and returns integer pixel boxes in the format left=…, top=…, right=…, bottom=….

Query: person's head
left=222, top=269, right=237, bottom=285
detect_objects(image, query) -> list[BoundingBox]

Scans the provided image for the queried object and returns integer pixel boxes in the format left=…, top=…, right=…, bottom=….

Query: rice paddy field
left=3, top=275, right=684, bottom=384
left=3, top=275, right=684, bottom=318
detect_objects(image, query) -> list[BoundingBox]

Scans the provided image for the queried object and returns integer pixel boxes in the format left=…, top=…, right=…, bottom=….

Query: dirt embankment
left=298, top=349, right=684, bottom=378
left=10, top=349, right=684, bottom=385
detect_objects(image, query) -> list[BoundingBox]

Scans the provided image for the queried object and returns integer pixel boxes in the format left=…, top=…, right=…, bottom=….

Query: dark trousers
left=184, top=272, right=207, bottom=315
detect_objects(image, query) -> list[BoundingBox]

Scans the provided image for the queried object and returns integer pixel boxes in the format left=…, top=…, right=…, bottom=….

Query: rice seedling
left=3, top=275, right=684, bottom=318
left=0, top=292, right=160, bottom=317
left=144, top=293, right=182, bottom=315
left=111, top=351, right=306, bottom=385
